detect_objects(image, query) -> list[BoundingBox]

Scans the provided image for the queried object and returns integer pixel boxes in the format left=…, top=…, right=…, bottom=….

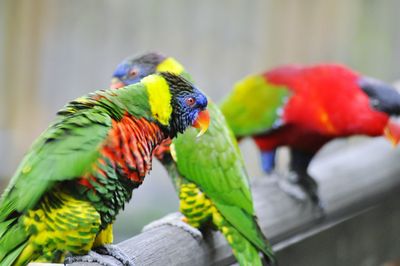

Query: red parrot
left=221, top=64, right=400, bottom=210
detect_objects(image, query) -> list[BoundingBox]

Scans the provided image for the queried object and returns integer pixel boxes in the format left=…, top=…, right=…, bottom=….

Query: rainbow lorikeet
left=111, top=53, right=276, bottom=266
left=220, top=64, right=400, bottom=209
left=0, top=72, right=209, bottom=266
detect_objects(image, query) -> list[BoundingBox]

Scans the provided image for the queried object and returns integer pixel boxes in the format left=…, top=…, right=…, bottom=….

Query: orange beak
left=193, top=109, right=210, bottom=137
left=110, top=78, right=125, bottom=89
left=384, top=119, right=400, bottom=147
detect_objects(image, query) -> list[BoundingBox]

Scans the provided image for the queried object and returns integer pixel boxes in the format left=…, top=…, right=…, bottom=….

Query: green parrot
left=0, top=72, right=209, bottom=266
left=111, top=53, right=276, bottom=266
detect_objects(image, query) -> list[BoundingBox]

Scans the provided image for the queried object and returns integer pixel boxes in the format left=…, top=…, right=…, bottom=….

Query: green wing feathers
left=220, top=74, right=290, bottom=137
left=0, top=110, right=111, bottom=221
left=0, top=219, right=27, bottom=264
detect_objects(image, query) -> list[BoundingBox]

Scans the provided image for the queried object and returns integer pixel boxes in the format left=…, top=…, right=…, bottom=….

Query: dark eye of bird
left=186, top=97, right=196, bottom=107
left=129, top=68, right=139, bottom=78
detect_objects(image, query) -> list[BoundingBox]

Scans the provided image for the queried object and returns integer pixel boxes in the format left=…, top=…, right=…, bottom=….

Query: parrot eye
left=129, top=68, right=139, bottom=78
left=185, top=97, right=196, bottom=107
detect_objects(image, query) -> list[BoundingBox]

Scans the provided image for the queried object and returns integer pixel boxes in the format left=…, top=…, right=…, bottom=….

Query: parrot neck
left=105, top=84, right=180, bottom=138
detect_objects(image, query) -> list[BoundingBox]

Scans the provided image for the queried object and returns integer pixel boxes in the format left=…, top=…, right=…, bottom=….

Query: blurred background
left=1, top=0, right=400, bottom=243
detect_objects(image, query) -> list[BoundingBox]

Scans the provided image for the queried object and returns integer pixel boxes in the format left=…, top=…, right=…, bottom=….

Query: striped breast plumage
left=77, top=114, right=166, bottom=226
left=102, top=114, right=165, bottom=182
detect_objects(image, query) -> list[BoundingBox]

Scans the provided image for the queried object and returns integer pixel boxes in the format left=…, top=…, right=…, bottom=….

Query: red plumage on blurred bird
left=221, top=64, right=400, bottom=209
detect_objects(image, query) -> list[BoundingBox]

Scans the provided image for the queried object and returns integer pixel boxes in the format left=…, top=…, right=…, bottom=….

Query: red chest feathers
left=100, top=115, right=165, bottom=183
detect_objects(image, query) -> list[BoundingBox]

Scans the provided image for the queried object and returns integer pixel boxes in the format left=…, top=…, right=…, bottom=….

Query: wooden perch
left=31, top=138, right=400, bottom=266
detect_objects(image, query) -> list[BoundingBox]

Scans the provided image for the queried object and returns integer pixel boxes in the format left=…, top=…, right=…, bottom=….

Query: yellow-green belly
left=15, top=189, right=108, bottom=265
left=179, top=183, right=214, bottom=228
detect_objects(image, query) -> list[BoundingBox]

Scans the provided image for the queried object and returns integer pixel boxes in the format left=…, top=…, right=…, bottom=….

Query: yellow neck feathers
left=141, top=74, right=173, bottom=126
left=156, top=57, right=184, bottom=75
left=141, top=57, right=186, bottom=125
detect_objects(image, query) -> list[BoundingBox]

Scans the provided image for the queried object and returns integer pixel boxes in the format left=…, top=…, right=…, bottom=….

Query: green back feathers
left=220, top=74, right=290, bottom=137
left=172, top=102, right=274, bottom=259
left=93, top=83, right=152, bottom=121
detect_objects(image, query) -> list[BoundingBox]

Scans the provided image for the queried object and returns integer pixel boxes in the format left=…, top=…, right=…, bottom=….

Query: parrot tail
left=256, top=224, right=277, bottom=266
left=212, top=209, right=269, bottom=266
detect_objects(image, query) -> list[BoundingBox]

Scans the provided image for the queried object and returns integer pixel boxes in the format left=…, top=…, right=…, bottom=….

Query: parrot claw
left=313, top=200, right=326, bottom=220
left=277, top=172, right=326, bottom=217
left=94, top=244, right=136, bottom=266
left=181, top=216, right=189, bottom=223
left=64, top=245, right=135, bottom=266
left=142, top=212, right=203, bottom=241
left=277, top=178, right=308, bottom=201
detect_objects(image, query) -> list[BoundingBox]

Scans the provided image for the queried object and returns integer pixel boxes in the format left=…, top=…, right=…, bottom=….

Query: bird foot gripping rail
left=31, top=138, right=400, bottom=266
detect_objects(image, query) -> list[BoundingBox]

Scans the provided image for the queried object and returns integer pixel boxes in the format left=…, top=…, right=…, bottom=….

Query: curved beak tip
left=110, top=78, right=125, bottom=89
left=384, top=123, right=400, bottom=147
left=193, top=109, right=210, bottom=137
left=389, top=137, right=400, bottom=147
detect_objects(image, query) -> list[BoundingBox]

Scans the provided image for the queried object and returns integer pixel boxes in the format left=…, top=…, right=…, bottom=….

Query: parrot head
left=111, top=53, right=167, bottom=88
left=358, top=76, right=400, bottom=146
left=112, top=53, right=209, bottom=137
left=111, top=52, right=189, bottom=88
left=159, top=72, right=209, bottom=137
